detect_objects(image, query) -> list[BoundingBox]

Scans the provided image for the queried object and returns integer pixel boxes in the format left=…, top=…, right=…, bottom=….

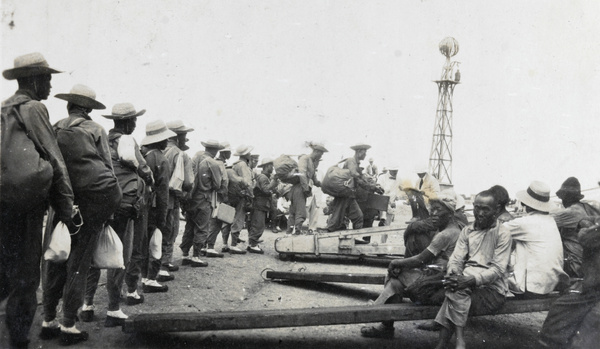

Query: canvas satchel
left=93, top=224, right=125, bottom=269
left=0, top=100, right=53, bottom=210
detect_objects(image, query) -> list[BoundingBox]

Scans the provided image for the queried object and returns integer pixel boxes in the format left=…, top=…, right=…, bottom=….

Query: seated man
left=539, top=218, right=600, bottom=348
left=434, top=190, right=512, bottom=349
left=551, top=177, right=598, bottom=278
left=360, top=193, right=461, bottom=338
left=504, top=181, right=569, bottom=297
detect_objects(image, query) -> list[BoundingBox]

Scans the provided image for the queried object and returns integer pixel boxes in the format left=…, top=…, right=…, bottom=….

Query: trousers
left=0, top=203, right=45, bottom=343
left=287, top=184, right=307, bottom=233
left=326, top=196, right=363, bottom=232
left=180, top=199, right=214, bottom=256
left=162, top=201, right=180, bottom=266
left=249, top=209, right=267, bottom=246
left=43, top=186, right=121, bottom=327
left=85, top=215, right=133, bottom=311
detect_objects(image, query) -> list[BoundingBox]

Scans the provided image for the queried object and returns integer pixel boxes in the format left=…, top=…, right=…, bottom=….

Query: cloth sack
left=149, top=228, right=162, bottom=260
left=93, top=224, right=125, bottom=269
left=1, top=101, right=53, bottom=211
left=321, top=166, right=355, bottom=198
left=43, top=222, right=71, bottom=262
left=168, top=151, right=185, bottom=195
left=273, top=155, right=300, bottom=184
left=117, top=134, right=139, bottom=167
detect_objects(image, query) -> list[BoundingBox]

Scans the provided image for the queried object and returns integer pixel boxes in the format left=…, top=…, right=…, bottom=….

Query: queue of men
left=1, top=52, right=599, bottom=349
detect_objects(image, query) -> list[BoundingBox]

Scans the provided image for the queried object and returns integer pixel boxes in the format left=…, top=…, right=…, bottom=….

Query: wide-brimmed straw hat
left=220, top=141, right=231, bottom=152
left=308, top=142, right=328, bottom=152
left=556, top=177, right=584, bottom=200
left=350, top=143, right=371, bottom=151
left=166, top=119, right=194, bottom=134
left=258, top=157, right=273, bottom=167
left=3, top=52, right=62, bottom=80
left=55, top=84, right=105, bottom=110
left=102, top=103, right=145, bottom=119
left=234, top=145, right=254, bottom=156
left=516, top=181, right=555, bottom=213
left=201, top=139, right=224, bottom=150
left=141, top=120, right=177, bottom=146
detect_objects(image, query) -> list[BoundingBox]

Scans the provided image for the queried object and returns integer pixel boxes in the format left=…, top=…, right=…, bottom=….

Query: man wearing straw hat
left=1, top=52, right=74, bottom=348
left=125, top=120, right=176, bottom=300
left=287, top=142, right=328, bottom=234
left=180, top=140, right=226, bottom=264
left=552, top=176, right=599, bottom=279
left=247, top=158, right=279, bottom=253
left=80, top=103, right=153, bottom=327
left=326, top=143, right=372, bottom=232
left=228, top=145, right=255, bottom=254
left=503, top=181, right=568, bottom=297
left=162, top=120, right=194, bottom=272
left=43, top=84, right=122, bottom=345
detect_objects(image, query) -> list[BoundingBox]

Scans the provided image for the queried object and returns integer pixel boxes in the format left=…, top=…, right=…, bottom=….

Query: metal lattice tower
left=429, top=37, right=460, bottom=186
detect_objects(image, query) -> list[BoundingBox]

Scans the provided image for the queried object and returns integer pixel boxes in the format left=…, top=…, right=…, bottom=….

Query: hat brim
left=350, top=145, right=371, bottom=151
left=516, top=190, right=556, bottom=213
left=556, top=189, right=584, bottom=200
left=3, top=66, right=62, bottom=80
left=141, top=129, right=177, bottom=146
left=234, top=146, right=254, bottom=156
left=258, top=162, right=273, bottom=168
left=310, top=145, right=329, bottom=152
left=55, top=94, right=106, bottom=110
left=102, top=109, right=146, bottom=119
left=201, top=142, right=224, bottom=150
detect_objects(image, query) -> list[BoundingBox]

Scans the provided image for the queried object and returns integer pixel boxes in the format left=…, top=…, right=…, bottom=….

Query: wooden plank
left=122, top=296, right=559, bottom=334
left=265, top=271, right=386, bottom=284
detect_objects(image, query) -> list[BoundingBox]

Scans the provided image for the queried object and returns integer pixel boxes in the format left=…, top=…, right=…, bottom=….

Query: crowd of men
left=1, top=53, right=599, bottom=349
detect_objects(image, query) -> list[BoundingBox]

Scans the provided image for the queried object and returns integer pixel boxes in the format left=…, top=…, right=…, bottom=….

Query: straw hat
left=166, top=120, right=194, bottom=134
left=516, top=181, right=555, bottom=213
left=258, top=157, right=273, bottom=167
left=201, top=139, right=224, bottom=150
left=220, top=141, right=231, bottom=152
left=141, top=120, right=177, bottom=146
left=556, top=177, right=584, bottom=200
left=234, top=145, right=253, bottom=156
left=102, top=103, right=145, bottom=119
left=308, top=142, right=328, bottom=152
left=350, top=143, right=371, bottom=151
left=3, top=52, right=62, bottom=80
left=55, top=84, right=105, bottom=110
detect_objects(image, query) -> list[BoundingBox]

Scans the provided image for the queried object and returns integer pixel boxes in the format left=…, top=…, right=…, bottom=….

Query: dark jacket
left=1, top=90, right=74, bottom=221
left=143, top=147, right=170, bottom=230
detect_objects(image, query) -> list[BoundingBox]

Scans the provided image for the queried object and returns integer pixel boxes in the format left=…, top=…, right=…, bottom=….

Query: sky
left=2, top=0, right=600, bottom=197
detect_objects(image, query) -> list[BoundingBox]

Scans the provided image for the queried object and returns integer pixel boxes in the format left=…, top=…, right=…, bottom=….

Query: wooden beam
left=265, top=271, right=386, bottom=284
left=122, top=296, right=559, bottom=334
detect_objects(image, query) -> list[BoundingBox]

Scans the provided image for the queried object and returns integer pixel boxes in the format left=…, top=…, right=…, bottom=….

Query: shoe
left=143, top=280, right=168, bottom=293
left=191, top=256, right=208, bottom=267
left=126, top=294, right=145, bottom=306
left=157, top=274, right=175, bottom=282
left=162, top=263, right=179, bottom=272
left=60, top=327, right=89, bottom=346
left=416, top=320, right=441, bottom=331
left=39, top=326, right=61, bottom=340
left=360, top=324, right=394, bottom=339
left=200, top=248, right=207, bottom=256
left=221, top=246, right=230, bottom=253
left=105, top=316, right=126, bottom=327
left=354, top=238, right=369, bottom=245
left=229, top=246, right=247, bottom=255
left=79, top=307, right=94, bottom=322
left=181, top=257, right=192, bottom=266
left=205, top=248, right=224, bottom=258
left=247, top=245, right=264, bottom=254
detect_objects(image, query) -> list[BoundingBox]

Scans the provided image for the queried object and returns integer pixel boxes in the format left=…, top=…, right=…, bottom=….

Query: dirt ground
left=1, top=206, right=550, bottom=349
